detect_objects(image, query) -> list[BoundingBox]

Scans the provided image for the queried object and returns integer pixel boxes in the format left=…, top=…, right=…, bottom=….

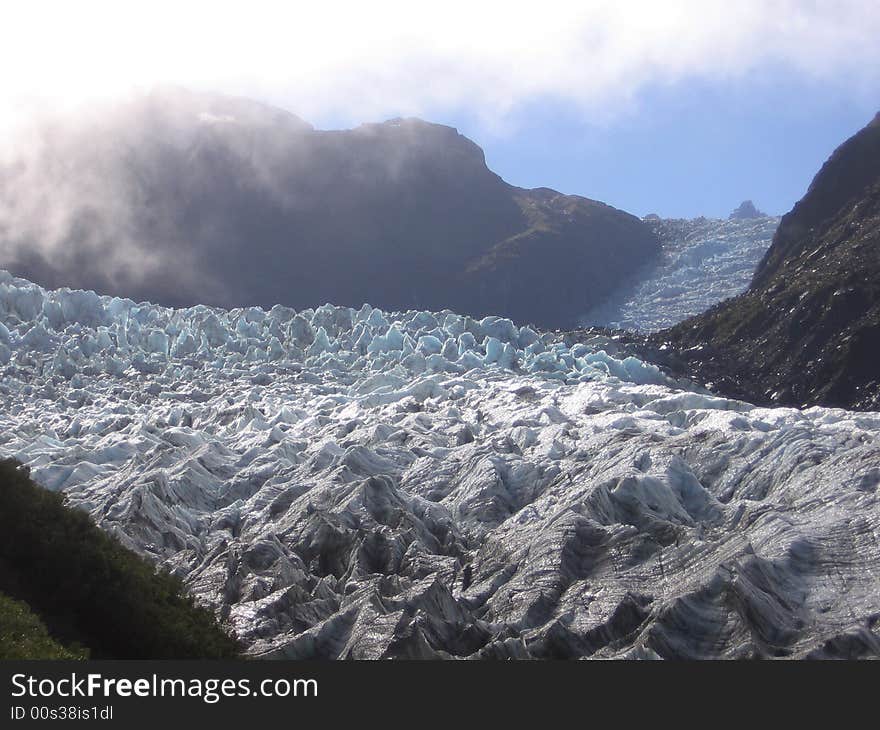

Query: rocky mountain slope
left=657, top=113, right=880, bottom=410
left=1, top=271, right=878, bottom=659
left=0, top=88, right=657, bottom=329
left=581, top=213, right=779, bottom=332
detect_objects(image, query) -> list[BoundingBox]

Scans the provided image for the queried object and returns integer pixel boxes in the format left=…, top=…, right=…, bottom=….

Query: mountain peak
left=729, top=200, right=766, bottom=219
left=140, top=85, right=314, bottom=132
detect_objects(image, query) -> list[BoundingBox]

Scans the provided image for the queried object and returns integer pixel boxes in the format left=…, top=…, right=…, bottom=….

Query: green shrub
left=0, top=593, right=87, bottom=659
left=0, top=458, right=240, bottom=659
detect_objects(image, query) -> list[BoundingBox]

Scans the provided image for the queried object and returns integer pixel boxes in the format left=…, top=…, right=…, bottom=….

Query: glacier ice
left=581, top=216, right=780, bottom=332
left=1, top=270, right=879, bottom=659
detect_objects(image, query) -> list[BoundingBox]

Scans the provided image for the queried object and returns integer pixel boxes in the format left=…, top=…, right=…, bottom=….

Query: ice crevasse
left=1, top=270, right=879, bottom=659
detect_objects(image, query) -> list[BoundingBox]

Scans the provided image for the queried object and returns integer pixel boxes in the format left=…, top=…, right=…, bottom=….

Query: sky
left=1, top=0, right=879, bottom=218
left=446, top=77, right=880, bottom=218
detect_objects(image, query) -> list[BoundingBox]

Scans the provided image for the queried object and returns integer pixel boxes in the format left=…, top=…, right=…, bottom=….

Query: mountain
left=0, top=88, right=657, bottom=329
left=729, top=200, right=766, bottom=219
left=580, top=214, right=779, bottom=331
left=2, top=271, right=879, bottom=659
left=656, top=113, right=880, bottom=410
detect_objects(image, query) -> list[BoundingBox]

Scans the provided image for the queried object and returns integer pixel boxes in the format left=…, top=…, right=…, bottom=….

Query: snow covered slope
left=581, top=216, right=779, bottom=332
left=1, top=271, right=879, bottom=659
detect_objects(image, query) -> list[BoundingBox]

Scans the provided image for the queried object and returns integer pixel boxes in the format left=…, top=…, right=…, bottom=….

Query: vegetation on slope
left=0, top=593, right=87, bottom=659
left=0, top=458, right=240, bottom=659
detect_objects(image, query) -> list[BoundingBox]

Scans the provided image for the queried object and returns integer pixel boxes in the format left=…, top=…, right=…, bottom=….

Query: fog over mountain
left=0, top=88, right=657, bottom=329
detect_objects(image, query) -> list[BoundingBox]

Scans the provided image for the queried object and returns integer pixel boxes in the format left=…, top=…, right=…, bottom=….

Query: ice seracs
left=1, top=270, right=879, bottom=659
left=581, top=215, right=780, bottom=332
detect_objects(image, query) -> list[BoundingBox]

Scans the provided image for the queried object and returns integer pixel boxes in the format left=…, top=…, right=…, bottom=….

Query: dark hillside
left=0, top=458, right=239, bottom=659
left=0, top=88, right=658, bottom=329
left=656, top=113, right=880, bottom=409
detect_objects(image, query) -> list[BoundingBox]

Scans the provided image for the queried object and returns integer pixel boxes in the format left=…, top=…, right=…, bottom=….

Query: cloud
left=0, top=0, right=876, bottom=309
left=1, top=0, right=878, bottom=131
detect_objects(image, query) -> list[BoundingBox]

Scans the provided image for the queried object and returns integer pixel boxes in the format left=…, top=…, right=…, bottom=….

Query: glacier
left=1, top=270, right=879, bottom=659
left=581, top=215, right=780, bottom=332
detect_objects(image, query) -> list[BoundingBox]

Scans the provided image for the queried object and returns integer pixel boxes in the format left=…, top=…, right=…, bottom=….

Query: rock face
left=0, top=88, right=657, bottom=329
left=657, top=113, right=880, bottom=410
left=2, top=272, right=879, bottom=660
left=729, top=200, right=766, bottom=220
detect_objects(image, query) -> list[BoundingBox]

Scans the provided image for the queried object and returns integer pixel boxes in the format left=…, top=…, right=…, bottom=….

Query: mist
left=2, top=1, right=878, bottom=133
left=0, top=87, right=662, bottom=327
left=1, top=1, right=878, bottom=316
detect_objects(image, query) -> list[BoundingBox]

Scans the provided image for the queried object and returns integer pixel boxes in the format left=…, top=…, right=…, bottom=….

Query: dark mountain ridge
left=0, top=88, right=658, bottom=329
left=654, top=112, right=880, bottom=409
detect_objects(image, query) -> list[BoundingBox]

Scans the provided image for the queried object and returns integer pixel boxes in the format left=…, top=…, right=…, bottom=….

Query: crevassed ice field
left=582, top=216, right=780, bottom=331
left=1, top=270, right=879, bottom=659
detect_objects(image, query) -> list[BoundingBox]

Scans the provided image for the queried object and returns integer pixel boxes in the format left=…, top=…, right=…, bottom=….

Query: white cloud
left=1, top=0, right=878, bottom=130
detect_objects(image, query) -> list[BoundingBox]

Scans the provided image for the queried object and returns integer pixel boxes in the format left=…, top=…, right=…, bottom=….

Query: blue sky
left=305, top=69, right=878, bottom=219
left=437, top=76, right=879, bottom=219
